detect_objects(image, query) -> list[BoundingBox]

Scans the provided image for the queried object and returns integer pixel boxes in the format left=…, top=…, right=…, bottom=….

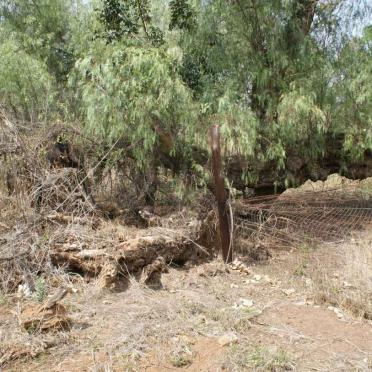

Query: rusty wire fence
left=234, top=184, right=372, bottom=250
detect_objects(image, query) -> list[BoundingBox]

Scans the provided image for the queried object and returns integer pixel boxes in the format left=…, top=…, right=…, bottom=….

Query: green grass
left=225, top=343, right=295, bottom=371
left=35, top=277, right=47, bottom=303
left=0, top=293, right=7, bottom=305
left=169, top=345, right=194, bottom=367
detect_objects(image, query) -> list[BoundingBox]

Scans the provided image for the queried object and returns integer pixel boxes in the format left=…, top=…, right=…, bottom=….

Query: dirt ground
left=1, top=228, right=371, bottom=372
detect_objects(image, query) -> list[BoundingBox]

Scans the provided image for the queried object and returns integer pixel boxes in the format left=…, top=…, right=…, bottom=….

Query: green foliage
left=71, top=41, right=198, bottom=168
left=278, top=83, right=327, bottom=157
left=0, top=293, right=7, bottom=306
left=175, top=0, right=371, bottom=177
left=226, top=343, right=295, bottom=371
left=35, top=277, right=47, bottom=303
left=0, top=33, right=56, bottom=120
left=98, top=0, right=139, bottom=41
left=215, top=90, right=258, bottom=158
left=1, top=0, right=371, bottom=188
left=68, top=1, right=101, bottom=59
left=169, top=0, right=197, bottom=31
left=332, top=26, right=372, bottom=159
left=0, top=0, right=75, bottom=80
left=97, top=0, right=164, bottom=45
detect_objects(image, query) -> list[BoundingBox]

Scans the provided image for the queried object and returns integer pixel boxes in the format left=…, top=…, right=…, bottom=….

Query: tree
left=97, top=0, right=164, bottom=45
left=332, top=25, right=372, bottom=160
left=71, top=42, right=199, bottom=169
left=176, top=0, right=371, bottom=184
left=1, top=0, right=370, bottom=191
left=0, top=28, right=55, bottom=121
left=0, top=0, right=75, bottom=81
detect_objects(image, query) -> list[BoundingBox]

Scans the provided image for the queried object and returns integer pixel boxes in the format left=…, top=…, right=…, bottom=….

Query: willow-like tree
left=178, top=0, right=371, bottom=184
left=0, top=0, right=370, bottom=189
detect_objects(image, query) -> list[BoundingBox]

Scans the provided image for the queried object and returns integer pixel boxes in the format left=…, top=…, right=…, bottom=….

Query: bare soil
left=2, top=230, right=371, bottom=371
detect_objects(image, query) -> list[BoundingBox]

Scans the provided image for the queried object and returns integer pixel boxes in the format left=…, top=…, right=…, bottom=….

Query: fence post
left=210, top=124, right=232, bottom=263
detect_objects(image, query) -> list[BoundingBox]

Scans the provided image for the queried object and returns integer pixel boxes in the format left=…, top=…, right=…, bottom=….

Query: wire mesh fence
left=234, top=182, right=372, bottom=249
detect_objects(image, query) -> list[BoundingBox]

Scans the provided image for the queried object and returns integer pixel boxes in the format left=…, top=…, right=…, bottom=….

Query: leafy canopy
left=0, top=0, right=371, bottom=185
left=0, top=30, right=55, bottom=121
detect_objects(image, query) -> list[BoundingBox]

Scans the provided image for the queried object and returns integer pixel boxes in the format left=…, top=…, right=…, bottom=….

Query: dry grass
left=311, top=230, right=372, bottom=319
left=2, top=243, right=372, bottom=371
left=64, top=263, right=260, bottom=368
left=0, top=189, right=91, bottom=295
left=224, top=342, right=295, bottom=371
left=2, top=107, right=372, bottom=371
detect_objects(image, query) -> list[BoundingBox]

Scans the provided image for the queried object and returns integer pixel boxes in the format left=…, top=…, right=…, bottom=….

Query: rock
left=245, top=274, right=273, bottom=285
left=240, top=298, right=254, bottom=307
left=17, top=283, right=33, bottom=298
left=218, top=333, right=238, bottom=346
left=294, top=300, right=306, bottom=306
left=333, top=307, right=344, bottom=319
left=229, top=259, right=250, bottom=275
left=282, top=288, right=296, bottom=296
left=233, top=298, right=254, bottom=309
left=342, top=281, right=353, bottom=288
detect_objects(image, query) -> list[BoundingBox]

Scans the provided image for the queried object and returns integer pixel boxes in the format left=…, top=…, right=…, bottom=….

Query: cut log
left=140, top=256, right=167, bottom=289
left=49, top=216, right=218, bottom=288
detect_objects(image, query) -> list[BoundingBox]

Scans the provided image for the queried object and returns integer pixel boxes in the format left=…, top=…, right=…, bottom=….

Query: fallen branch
left=0, top=222, right=10, bottom=230
left=0, top=251, right=29, bottom=263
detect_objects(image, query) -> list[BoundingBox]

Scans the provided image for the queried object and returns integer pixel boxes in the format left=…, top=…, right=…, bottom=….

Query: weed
left=232, top=308, right=261, bottom=333
left=232, top=317, right=252, bottom=333
left=226, top=342, right=295, bottom=371
left=169, top=343, right=194, bottom=368
left=294, top=242, right=311, bottom=277
left=0, top=293, right=7, bottom=305
left=293, top=267, right=304, bottom=277
left=293, top=263, right=307, bottom=277
left=298, top=243, right=311, bottom=254
left=26, top=322, right=38, bottom=335
left=40, top=232, right=50, bottom=244
left=35, top=277, right=47, bottom=303
left=119, top=353, right=140, bottom=372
